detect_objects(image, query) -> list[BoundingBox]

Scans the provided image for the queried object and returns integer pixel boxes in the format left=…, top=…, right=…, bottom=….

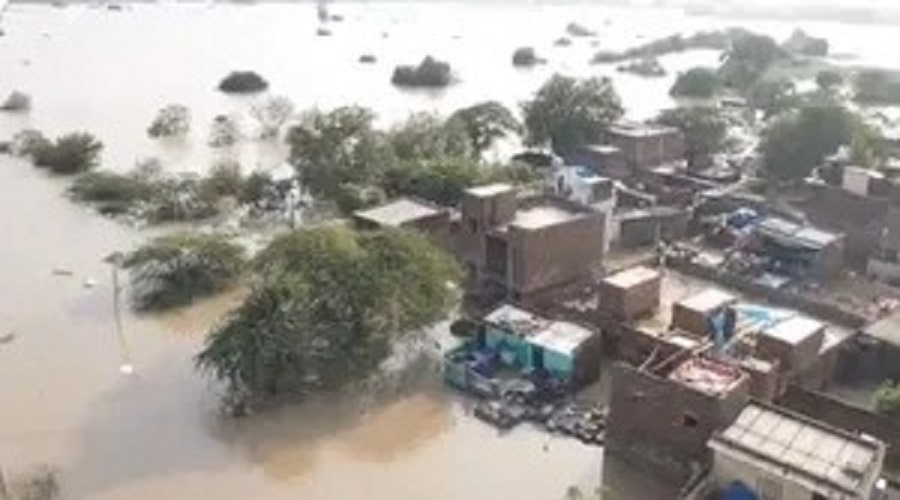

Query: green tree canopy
left=815, top=69, right=844, bottom=91
left=718, top=33, right=785, bottom=90
left=875, top=381, right=900, bottom=419
left=286, top=106, right=392, bottom=198
left=669, top=67, right=720, bottom=98
left=522, top=74, right=624, bottom=156
left=448, top=101, right=521, bottom=158
left=656, top=106, right=729, bottom=165
left=148, top=104, right=191, bottom=138
left=747, top=79, right=798, bottom=118
left=387, top=112, right=472, bottom=161
left=761, top=104, right=883, bottom=182
left=124, top=233, right=246, bottom=311
left=197, top=226, right=460, bottom=400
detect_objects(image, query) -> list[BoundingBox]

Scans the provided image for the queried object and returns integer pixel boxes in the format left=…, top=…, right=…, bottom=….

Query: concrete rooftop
left=603, top=266, right=660, bottom=289
left=511, top=205, right=580, bottom=230
left=354, top=198, right=440, bottom=227
left=467, top=183, right=514, bottom=198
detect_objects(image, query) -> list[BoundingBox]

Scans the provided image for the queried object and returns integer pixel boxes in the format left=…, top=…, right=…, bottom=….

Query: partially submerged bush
left=143, top=175, right=221, bottom=223
left=124, top=232, right=246, bottom=311
left=782, top=29, right=829, bottom=57
left=250, top=95, right=295, bottom=139
left=0, top=90, right=32, bottom=112
left=617, top=57, right=666, bottom=77
left=565, top=22, right=595, bottom=38
left=69, top=171, right=157, bottom=213
left=391, top=56, right=453, bottom=88
left=6, top=465, right=60, bottom=500
left=218, top=71, right=269, bottom=94
left=512, top=47, right=543, bottom=67
left=148, top=104, right=191, bottom=138
left=11, top=129, right=51, bottom=157
left=31, top=132, right=103, bottom=175
left=209, top=115, right=240, bottom=147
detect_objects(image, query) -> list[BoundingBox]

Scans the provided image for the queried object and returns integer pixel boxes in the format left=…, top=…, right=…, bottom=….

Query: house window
left=757, top=477, right=783, bottom=500
left=811, top=493, right=826, bottom=500
left=681, top=412, right=698, bottom=428
left=467, top=217, right=478, bottom=233
left=631, top=391, right=646, bottom=402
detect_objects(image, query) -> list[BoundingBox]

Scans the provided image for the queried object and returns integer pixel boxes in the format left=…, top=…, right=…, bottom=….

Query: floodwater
left=1, top=2, right=899, bottom=500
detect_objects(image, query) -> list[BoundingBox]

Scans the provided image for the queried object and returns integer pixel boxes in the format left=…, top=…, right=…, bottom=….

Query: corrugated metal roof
left=711, top=403, right=884, bottom=498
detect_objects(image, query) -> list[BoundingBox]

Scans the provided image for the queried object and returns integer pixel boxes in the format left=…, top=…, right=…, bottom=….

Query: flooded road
left=1, top=2, right=899, bottom=499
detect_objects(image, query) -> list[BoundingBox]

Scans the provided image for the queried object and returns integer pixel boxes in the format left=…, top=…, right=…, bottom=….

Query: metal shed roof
left=710, top=402, right=884, bottom=498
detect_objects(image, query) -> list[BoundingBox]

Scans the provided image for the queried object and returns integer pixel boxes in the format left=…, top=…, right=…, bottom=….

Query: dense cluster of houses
left=352, top=120, right=900, bottom=499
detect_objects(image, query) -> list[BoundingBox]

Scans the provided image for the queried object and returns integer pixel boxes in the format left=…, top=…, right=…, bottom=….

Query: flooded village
left=5, top=1, right=900, bottom=500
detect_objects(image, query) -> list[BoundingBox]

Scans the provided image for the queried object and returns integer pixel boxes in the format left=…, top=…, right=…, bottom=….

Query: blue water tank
left=722, top=481, right=757, bottom=500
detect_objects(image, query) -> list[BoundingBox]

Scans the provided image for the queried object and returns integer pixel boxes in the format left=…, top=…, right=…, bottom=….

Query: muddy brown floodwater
left=0, top=154, right=603, bottom=499
left=4, top=2, right=890, bottom=498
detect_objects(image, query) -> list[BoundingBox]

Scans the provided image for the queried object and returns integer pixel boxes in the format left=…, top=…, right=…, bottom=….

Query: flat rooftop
left=761, top=315, right=825, bottom=345
left=603, top=266, right=660, bottom=289
left=608, top=122, right=679, bottom=139
left=711, top=402, right=884, bottom=498
left=864, top=309, right=900, bottom=348
left=484, top=304, right=550, bottom=338
left=530, top=320, right=594, bottom=357
left=354, top=198, right=441, bottom=227
left=511, top=204, right=580, bottom=230
left=484, top=304, right=594, bottom=355
left=466, top=183, right=514, bottom=198
left=676, top=289, right=736, bottom=313
left=756, top=217, right=843, bottom=250
left=668, top=357, right=745, bottom=397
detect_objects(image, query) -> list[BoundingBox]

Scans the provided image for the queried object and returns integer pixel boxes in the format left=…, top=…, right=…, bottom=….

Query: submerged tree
left=123, top=232, right=246, bottom=311
left=717, top=32, right=785, bottom=90
left=522, top=74, right=624, bottom=156
left=209, top=115, right=241, bottom=147
left=196, top=226, right=459, bottom=402
left=5, top=465, right=60, bottom=500
left=250, top=95, right=295, bottom=139
left=218, top=71, right=269, bottom=94
left=147, top=104, right=191, bottom=138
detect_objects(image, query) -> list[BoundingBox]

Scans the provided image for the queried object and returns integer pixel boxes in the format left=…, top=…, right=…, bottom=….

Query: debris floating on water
left=0, top=332, right=16, bottom=345
left=83, top=277, right=97, bottom=288
left=51, top=267, right=74, bottom=276
left=119, top=363, right=134, bottom=375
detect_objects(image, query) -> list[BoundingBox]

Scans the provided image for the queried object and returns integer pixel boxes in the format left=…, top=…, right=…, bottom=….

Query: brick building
left=456, top=184, right=606, bottom=301
left=605, top=122, right=686, bottom=172
left=606, top=357, right=750, bottom=481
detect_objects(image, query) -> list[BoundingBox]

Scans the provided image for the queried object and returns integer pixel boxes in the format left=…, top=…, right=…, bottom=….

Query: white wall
left=712, top=449, right=860, bottom=500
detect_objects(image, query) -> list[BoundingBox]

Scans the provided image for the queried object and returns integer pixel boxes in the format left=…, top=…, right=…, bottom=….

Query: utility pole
left=107, top=253, right=133, bottom=375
